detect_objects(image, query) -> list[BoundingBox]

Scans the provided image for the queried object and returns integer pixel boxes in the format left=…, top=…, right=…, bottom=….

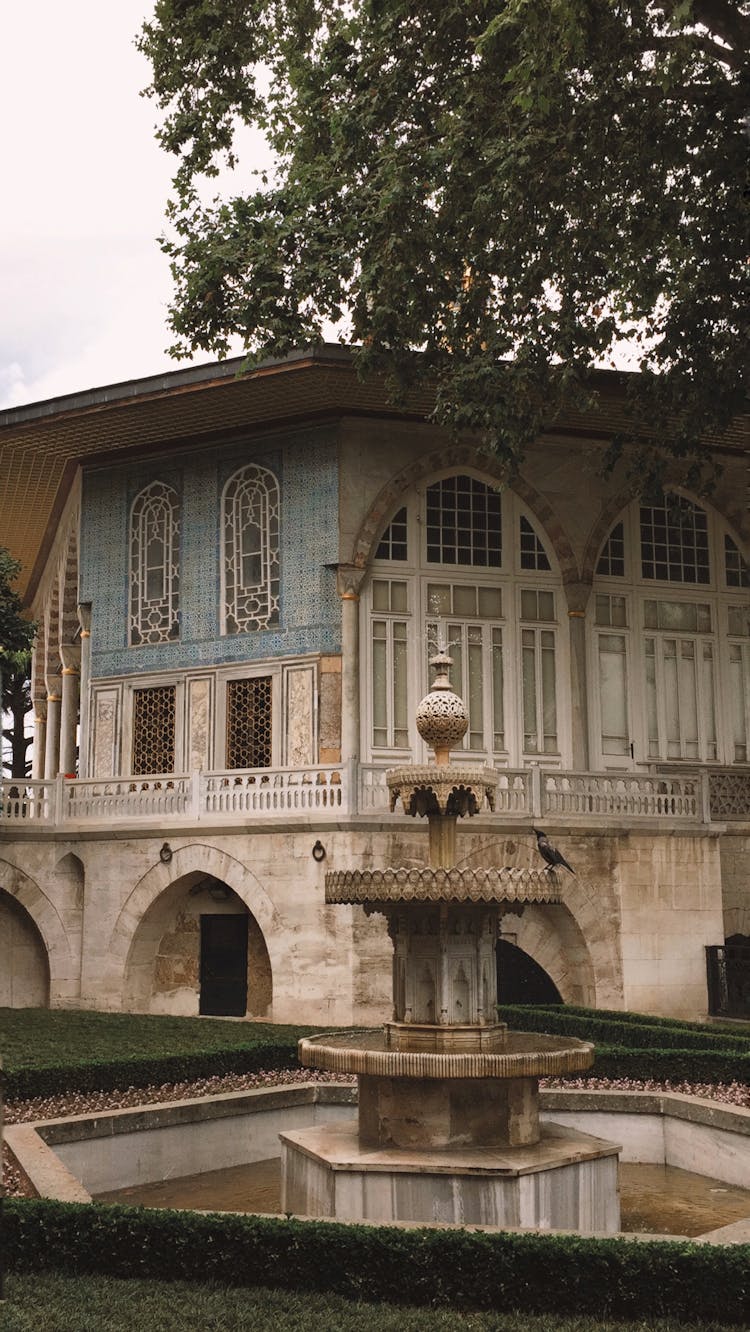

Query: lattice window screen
left=129, top=483, right=180, bottom=645
left=132, top=686, right=176, bottom=775
left=226, top=677, right=272, bottom=768
left=223, top=466, right=280, bottom=633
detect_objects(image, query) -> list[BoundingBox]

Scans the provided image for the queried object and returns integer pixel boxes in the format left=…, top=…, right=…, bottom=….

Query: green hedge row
left=1, top=1039, right=300, bottom=1102
left=513, top=1002, right=750, bottom=1041
left=502, top=1005, right=750, bottom=1053
left=588, top=1044, right=750, bottom=1083
left=3, top=1200, right=747, bottom=1323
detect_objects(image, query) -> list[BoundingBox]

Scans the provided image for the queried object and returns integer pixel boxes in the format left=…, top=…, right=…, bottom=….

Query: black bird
left=533, top=828, right=575, bottom=875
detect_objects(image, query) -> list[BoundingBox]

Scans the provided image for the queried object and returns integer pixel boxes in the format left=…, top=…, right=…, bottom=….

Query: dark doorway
left=496, top=939, right=562, bottom=1005
left=199, top=914, right=248, bottom=1016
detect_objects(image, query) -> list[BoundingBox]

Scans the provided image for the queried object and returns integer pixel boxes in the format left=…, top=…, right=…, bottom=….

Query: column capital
left=563, top=579, right=592, bottom=615
left=336, top=564, right=367, bottom=600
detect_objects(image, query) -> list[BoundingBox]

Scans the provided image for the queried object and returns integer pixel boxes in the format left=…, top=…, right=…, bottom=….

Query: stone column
left=564, top=580, right=592, bottom=771
left=77, top=604, right=92, bottom=778
left=44, top=692, right=62, bottom=778
left=59, top=651, right=81, bottom=777
left=337, top=565, right=367, bottom=766
left=32, top=702, right=47, bottom=779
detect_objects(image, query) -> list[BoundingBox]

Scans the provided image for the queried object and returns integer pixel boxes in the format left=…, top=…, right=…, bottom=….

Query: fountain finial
left=415, top=649, right=469, bottom=764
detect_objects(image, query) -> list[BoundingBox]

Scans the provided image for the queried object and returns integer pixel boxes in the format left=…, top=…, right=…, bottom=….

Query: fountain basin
left=298, top=1028, right=594, bottom=1081
left=325, top=865, right=562, bottom=905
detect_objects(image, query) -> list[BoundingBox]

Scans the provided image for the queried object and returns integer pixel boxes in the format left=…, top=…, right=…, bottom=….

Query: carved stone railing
left=65, top=776, right=192, bottom=821
left=202, top=766, right=345, bottom=816
left=2, top=764, right=749, bottom=830
left=708, top=770, right=750, bottom=820
left=541, top=771, right=704, bottom=822
left=0, top=779, right=53, bottom=823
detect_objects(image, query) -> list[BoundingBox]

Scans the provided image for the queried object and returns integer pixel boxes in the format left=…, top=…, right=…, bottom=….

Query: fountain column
left=281, top=650, right=621, bottom=1231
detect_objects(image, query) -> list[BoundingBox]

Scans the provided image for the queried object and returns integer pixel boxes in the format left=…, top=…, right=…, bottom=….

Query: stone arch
left=0, top=858, right=75, bottom=1003
left=349, top=445, right=579, bottom=584
left=0, top=890, right=50, bottom=1007
left=111, top=844, right=280, bottom=1016
left=499, top=903, right=598, bottom=1007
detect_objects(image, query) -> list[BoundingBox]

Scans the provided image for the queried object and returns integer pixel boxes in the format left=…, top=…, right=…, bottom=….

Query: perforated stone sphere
left=415, top=688, right=469, bottom=752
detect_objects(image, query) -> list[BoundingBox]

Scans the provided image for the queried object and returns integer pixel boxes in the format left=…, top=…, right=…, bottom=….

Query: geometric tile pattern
left=80, top=427, right=341, bottom=679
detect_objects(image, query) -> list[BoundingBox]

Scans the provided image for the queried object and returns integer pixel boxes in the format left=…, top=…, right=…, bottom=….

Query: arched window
left=222, top=465, right=280, bottom=634
left=129, top=482, right=180, bottom=646
left=365, top=474, right=564, bottom=765
left=592, top=495, right=750, bottom=768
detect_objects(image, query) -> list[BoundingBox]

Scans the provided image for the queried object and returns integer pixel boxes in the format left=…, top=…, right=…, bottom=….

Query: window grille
left=640, top=498, right=709, bottom=584
left=519, top=516, right=551, bottom=570
left=425, top=475, right=501, bottom=567
left=223, top=465, right=280, bottom=634
left=132, top=686, right=176, bottom=775
left=376, top=507, right=408, bottom=560
left=226, top=677, right=272, bottom=769
left=596, top=522, right=625, bottom=577
left=725, top=535, right=750, bottom=589
left=129, top=483, right=180, bottom=645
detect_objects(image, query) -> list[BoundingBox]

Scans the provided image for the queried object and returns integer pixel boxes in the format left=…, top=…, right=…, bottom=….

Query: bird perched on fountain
left=533, top=829, right=575, bottom=875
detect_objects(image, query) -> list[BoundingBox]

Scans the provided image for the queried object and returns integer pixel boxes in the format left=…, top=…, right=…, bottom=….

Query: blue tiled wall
left=80, top=428, right=341, bottom=678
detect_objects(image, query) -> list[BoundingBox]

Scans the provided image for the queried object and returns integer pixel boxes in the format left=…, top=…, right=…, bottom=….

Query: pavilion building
left=1, top=346, right=748, bottom=1022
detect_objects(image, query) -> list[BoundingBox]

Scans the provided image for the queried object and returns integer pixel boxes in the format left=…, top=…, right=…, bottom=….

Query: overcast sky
left=1, top=4, right=266, bottom=411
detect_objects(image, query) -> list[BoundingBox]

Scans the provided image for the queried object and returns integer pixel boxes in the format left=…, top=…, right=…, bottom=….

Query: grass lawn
left=0, top=1275, right=742, bottom=1332
left=0, top=1008, right=325, bottom=1073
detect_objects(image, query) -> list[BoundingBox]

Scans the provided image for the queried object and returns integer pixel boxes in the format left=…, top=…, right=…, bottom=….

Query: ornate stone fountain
left=280, top=651, right=621, bottom=1231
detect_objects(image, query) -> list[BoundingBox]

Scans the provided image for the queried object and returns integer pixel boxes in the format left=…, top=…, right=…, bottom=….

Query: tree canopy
left=0, top=549, right=35, bottom=657
left=140, top=0, right=748, bottom=490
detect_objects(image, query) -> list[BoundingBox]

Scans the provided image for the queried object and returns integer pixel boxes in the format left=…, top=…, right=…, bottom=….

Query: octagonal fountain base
left=286, top=1029, right=621, bottom=1232
left=280, top=1119, right=621, bottom=1231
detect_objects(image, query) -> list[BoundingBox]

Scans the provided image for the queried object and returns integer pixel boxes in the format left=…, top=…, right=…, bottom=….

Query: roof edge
left=0, top=343, right=355, bottom=428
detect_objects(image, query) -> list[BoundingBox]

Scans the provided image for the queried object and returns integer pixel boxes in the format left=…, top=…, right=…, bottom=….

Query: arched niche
left=0, top=889, right=50, bottom=1007
left=122, top=869, right=272, bottom=1019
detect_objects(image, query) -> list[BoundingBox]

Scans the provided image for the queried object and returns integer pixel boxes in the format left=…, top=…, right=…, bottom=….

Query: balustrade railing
left=541, top=771, right=704, bottom=821
left=203, top=766, right=345, bottom=815
left=0, top=764, right=747, bottom=829
left=0, top=779, right=53, bottom=822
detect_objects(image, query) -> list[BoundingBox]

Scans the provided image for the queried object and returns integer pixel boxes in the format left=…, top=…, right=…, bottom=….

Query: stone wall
left=0, top=822, right=732, bottom=1023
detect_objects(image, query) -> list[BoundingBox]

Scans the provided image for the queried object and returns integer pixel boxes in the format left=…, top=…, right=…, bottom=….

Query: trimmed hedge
left=1, top=1039, right=300, bottom=1101
left=3, top=1200, right=748, bottom=1323
left=501, top=1005, right=750, bottom=1084
left=502, top=1005, right=750, bottom=1052
left=512, top=1003, right=750, bottom=1042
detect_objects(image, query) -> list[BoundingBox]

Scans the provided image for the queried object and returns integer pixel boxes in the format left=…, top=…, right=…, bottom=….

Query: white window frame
left=129, top=482, right=180, bottom=646
left=362, top=472, right=569, bottom=767
left=221, top=464, right=280, bottom=636
left=590, top=496, right=750, bottom=769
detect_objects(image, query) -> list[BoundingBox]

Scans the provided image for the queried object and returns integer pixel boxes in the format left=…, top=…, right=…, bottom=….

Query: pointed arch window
left=222, top=464, right=280, bottom=634
left=519, top=515, right=551, bottom=571
left=596, top=522, right=625, bottom=577
left=640, top=497, right=709, bottom=584
left=725, top=534, right=750, bottom=589
left=425, top=475, right=502, bottom=567
left=129, top=482, right=180, bottom=646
